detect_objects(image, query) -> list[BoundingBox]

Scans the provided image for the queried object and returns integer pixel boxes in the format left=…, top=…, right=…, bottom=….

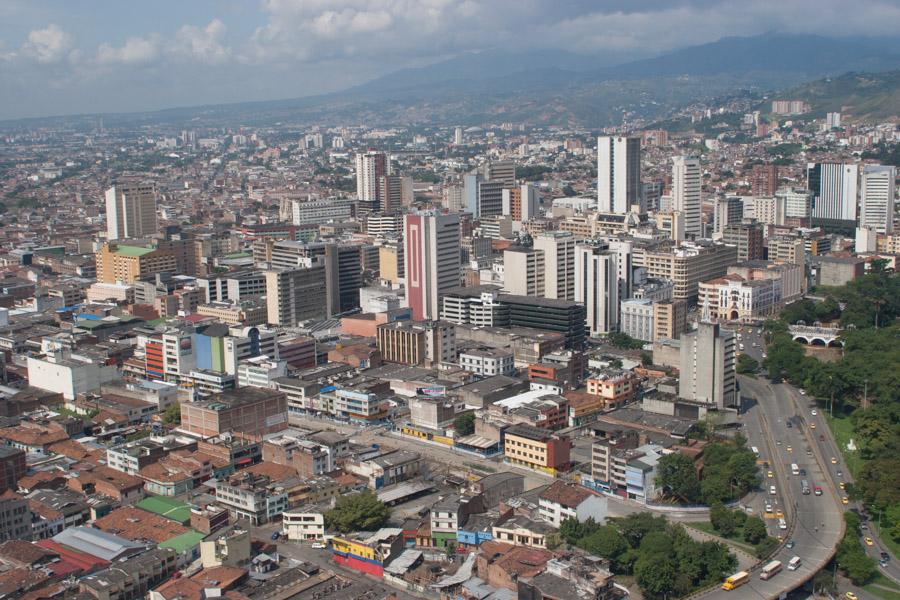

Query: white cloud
left=97, top=35, right=161, bottom=66
left=20, top=24, right=73, bottom=63
left=173, top=18, right=230, bottom=64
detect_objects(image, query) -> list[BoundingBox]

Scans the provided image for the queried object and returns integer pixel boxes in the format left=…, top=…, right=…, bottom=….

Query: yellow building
left=503, top=424, right=571, bottom=475
left=95, top=243, right=177, bottom=284
left=378, top=244, right=402, bottom=285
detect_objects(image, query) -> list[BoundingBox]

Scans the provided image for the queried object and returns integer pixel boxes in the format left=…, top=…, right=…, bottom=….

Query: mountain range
left=8, top=32, right=900, bottom=129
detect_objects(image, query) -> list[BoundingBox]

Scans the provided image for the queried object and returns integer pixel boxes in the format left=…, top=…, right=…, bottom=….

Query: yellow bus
left=760, top=560, right=782, bottom=580
left=722, top=571, right=750, bottom=590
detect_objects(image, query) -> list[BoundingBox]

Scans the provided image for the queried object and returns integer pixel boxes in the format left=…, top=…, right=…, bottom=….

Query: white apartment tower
left=534, top=231, right=576, bottom=301
left=672, top=156, right=702, bottom=238
left=597, top=136, right=641, bottom=214
left=807, top=162, right=859, bottom=227
left=860, top=165, right=896, bottom=234
left=355, top=151, right=390, bottom=204
left=404, top=212, right=461, bottom=320
left=575, top=243, right=619, bottom=336
left=105, top=182, right=158, bottom=241
left=678, top=311, right=736, bottom=409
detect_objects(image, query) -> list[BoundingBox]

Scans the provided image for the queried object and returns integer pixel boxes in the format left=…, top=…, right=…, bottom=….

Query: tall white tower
left=597, top=136, right=641, bottom=214
left=105, top=182, right=157, bottom=241
left=575, top=243, right=619, bottom=336
left=672, top=156, right=702, bottom=238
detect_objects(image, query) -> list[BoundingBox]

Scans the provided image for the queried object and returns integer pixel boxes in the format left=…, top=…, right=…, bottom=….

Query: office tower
left=325, top=244, right=363, bottom=318
left=503, top=247, right=545, bottom=296
left=806, top=162, right=859, bottom=231
left=404, top=212, right=461, bottom=320
left=672, top=156, right=702, bottom=238
left=641, top=182, right=663, bottom=212
left=653, top=300, right=687, bottom=340
left=752, top=196, right=786, bottom=226
left=502, top=184, right=540, bottom=222
left=454, top=127, right=463, bottom=145
left=597, top=136, right=641, bottom=214
left=860, top=165, right=896, bottom=234
left=712, top=196, right=744, bottom=234
left=723, top=222, right=764, bottom=262
left=678, top=316, right=736, bottom=409
left=105, top=182, right=158, bottom=241
left=464, top=174, right=505, bottom=218
left=265, top=261, right=327, bottom=326
left=778, top=188, right=812, bottom=221
left=607, top=239, right=634, bottom=301
left=444, top=185, right=464, bottom=212
left=480, top=160, right=516, bottom=187
left=750, top=163, right=778, bottom=197
left=355, top=151, right=389, bottom=207
left=637, top=241, right=737, bottom=301
left=534, top=231, right=576, bottom=301
left=378, top=175, right=413, bottom=213
left=575, top=243, right=619, bottom=336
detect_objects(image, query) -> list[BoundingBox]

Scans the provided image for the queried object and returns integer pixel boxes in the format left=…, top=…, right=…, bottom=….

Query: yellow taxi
left=842, top=497, right=850, bottom=505
left=846, top=592, right=858, bottom=600
left=865, top=537, right=874, bottom=546
left=839, top=482, right=846, bottom=490
left=768, top=470, right=774, bottom=478
left=786, top=446, right=793, bottom=453
left=831, top=457, right=838, bottom=464
left=810, top=422, right=816, bottom=430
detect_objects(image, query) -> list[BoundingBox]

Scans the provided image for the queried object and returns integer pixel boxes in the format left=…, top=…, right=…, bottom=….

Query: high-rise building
left=454, top=127, right=463, bottom=145
left=378, top=175, right=413, bottom=213
left=750, top=163, right=778, bottom=197
left=480, top=160, right=516, bottom=187
left=653, top=300, right=687, bottom=340
left=636, top=241, right=737, bottom=302
left=355, top=151, right=389, bottom=208
left=265, top=261, right=327, bottom=326
left=534, top=231, right=576, bottom=301
left=806, top=162, right=859, bottom=230
left=722, top=222, right=764, bottom=262
left=464, top=174, right=505, bottom=218
left=325, top=244, right=363, bottom=318
left=778, top=188, right=812, bottom=221
left=95, top=242, right=177, bottom=284
left=713, top=196, right=744, bottom=234
left=503, top=247, right=545, bottom=296
left=672, top=156, right=702, bottom=238
left=860, top=165, right=896, bottom=234
left=597, top=136, right=641, bottom=214
left=678, top=317, right=736, bottom=409
left=502, top=184, right=540, bottom=222
left=404, top=212, right=461, bottom=320
left=444, top=185, right=464, bottom=212
left=105, top=182, right=158, bottom=241
left=575, top=243, right=619, bottom=336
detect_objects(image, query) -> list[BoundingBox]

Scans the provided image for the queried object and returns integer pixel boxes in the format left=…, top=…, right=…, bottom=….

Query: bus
left=791, top=463, right=800, bottom=476
left=801, top=480, right=810, bottom=495
left=722, top=571, right=750, bottom=591
left=788, top=556, right=802, bottom=571
left=760, top=560, right=783, bottom=580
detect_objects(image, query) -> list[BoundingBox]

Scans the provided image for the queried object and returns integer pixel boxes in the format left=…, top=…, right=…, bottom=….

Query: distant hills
left=772, top=70, right=900, bottom=121
left=5, top=32, right=900, bottom=129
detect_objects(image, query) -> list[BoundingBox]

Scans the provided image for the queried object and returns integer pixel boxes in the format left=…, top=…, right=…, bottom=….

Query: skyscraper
left=454, top=127, right=463, bottom=145
left=806, top=162, right=859, bottom=231
left=105, top=182, right=158, bottom=241
left=712, top=196, right=744, bottom=234
left=860, top=165, right=896, bottom=234
left=502, top=184, right=540, bottom=222
left=503, top=247, right=545, bottom=296
left=356, top=151, right=389, bottom=208
left=265, top=261, right=328, bottom=326
left=464, top=174, right=504, bottom=218
left=678, top=315, right=736, bottom=409
left=597, top=136, right=641, bottom=214
left=378, top=175, right=413, bottom=213
left=325, top=244, right=363, bottom=318
left=750, top=163, right=778, bottom=197
left=404, top=212, right=461, bottom=320
left=575, top=242, right=619, bottom=336
left=480, top=160, right=516, bottom=187
left=534, top=231, right=576, bottom=301
left=672, top=156, right=702, bottom=238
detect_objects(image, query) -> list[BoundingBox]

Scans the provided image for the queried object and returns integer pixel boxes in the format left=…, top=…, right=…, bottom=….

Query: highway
left=693, top=324, right=843, bottom=600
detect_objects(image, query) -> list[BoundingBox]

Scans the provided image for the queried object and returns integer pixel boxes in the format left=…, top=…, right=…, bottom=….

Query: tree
left=640, top=351, right=652, bottom=366
left=608, top=331, right=645, bottom=350
left=581, top=526, right=629, bottom=565
left=453, top=412, right=475, bottom=436
left=812, top=570, right=837, bottom=595
left=710, top=505, right=737, bottom=537
left=635, top=555, right=678, bottom=600
left=324, top=490, right=390, bottom=533
left=742, top=516, right=767, bottom=544
left=736, top=353, right=759, bottom=374
left=545, top=531, right=563, bottom=550
left=162, top=403, right=181, bottom=424
left=655, top=453, right=700, bottom=503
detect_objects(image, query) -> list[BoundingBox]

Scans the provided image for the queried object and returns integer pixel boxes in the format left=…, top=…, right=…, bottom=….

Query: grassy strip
left=685, top=521, right=757, bottom=553
left=823, top=411, right=864, bottom=477
left=862, top=573, right=900, bottom=600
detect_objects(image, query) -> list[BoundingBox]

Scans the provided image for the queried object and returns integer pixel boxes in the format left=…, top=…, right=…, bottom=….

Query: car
left=811, top=408, right=817, bottom=415
left=881, top=552, right=890, bottom=561
left=768, top=470, right=775, bottom=478
left=762, top=352, right=767, bottom=358
left=814, top=486, right=823, bottom=496
left=765, top=503, right=773, bottom=513
left=882, top=559, right=890, bottom=567
left=800, top=468, right=807, bottom=476
left=800, top=389, right=807, bottom=396
left=861, top=523, right=869, bottom=531
left=787, top=421, right=793, bottom=428
left=786, top=539, right=795, bottom=549
left=810, top=422, right=817, bottom=430
left=271, top=532, right=280, bottom=541
left=776, top=440, right=782, bottom=446
left=770, top=485, right=777, bottom=495
left=832, top=457, right=839, bottom=464
left=840, top=482, right=846, bottom=490
left=842, top=497, right=850, bottom=505
left=837, top=471, right=843, bottom=478
left=846, top=592, right=859, bottom=600
left=787, top=446, right=793, bottom=453
left=865, top=537, right=874, bottom=546
left=820, top=434, right=826, bottom=441
left=763, top=461, right=770, bottom=468
left=311, top=542, right=327, bottom=549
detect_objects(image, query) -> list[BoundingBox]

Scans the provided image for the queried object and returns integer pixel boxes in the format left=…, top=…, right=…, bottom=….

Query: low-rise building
left=537, top=481, right=607, bottom=527
left=503, top=424, right=571, bottom=476
left=282, top=508, right=326, bottom=542
left=213, top=473, right=289, bottom=525
left=344, top=450, right=422, bottom=490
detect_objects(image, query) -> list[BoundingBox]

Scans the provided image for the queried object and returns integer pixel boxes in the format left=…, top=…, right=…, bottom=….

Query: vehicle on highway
left=778, top=518, right=788, bottom=530
left=751, top=446, right=759, bottom=456
left=765, top=502, right=773, bottom=513
left=799, top=389, right=807, bottom=395
left=842, top=497, right=850, bottom=505
left=820, top=434, right=826, bottom=441
left=837, top=471, right=843, bottom=478
left=865, top=537, right=874, bottom=546
left=787, top=556, right=802, bottom=571
left=832, top=457, right=838, bottom=464
left=770, top=485, right=777, bottom=495
left=846, top=592, right=858, bottom=600
left=760, top=560, right=783, bottom=580
left=815, top=485, right=823, bottom=496
left=791, top=463, right=800, bottom=475
left=811, top=408, right=817, bottom=415
left=762, top=352, right=767, bottom=358
left=840, top=481, right=846, bottom=490
left=800, top=468, right=807, bottom=476
left=810, top=422, right=816, bottom=429
left=722, top=571, right=750, bottom=591
left=767, top=470, right=774, bottom=478
left=786, top=421, right=792, bottom=428
left=311, top=542, right=327, bottom=549
left=881, top=552, right=890, bottom=562
left=786, top=539, right=796, bottom=549
left=787, top=445, right=793, bottom=452
left=271, top=532, right=280, bottom=540
left=801, top=480, right=810, bottom=495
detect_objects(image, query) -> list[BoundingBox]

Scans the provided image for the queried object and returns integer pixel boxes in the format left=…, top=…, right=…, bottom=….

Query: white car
left=770, top=485, right=777, bottom=495
left=311, top=542, right=327, bottom=549
left=811, top=409, right=817, bottom=416
left=799, top=389, right=807, bottom=396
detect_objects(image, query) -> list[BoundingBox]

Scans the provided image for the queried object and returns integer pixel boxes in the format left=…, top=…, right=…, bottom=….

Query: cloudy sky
left=2, top=0, right=900, bottom=120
